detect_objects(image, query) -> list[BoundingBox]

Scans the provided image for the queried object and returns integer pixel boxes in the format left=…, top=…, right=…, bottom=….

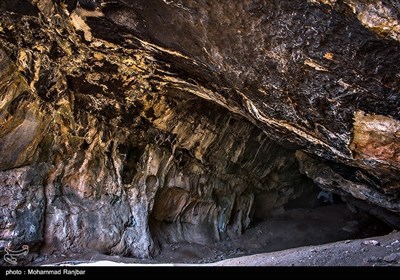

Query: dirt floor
left=212, top=231, right=400, bottom=266
left=153, top=203, right=391, bottom=264
left=32, top=203, right=400, bottom=266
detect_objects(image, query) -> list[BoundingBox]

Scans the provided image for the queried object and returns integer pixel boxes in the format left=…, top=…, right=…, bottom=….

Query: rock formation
left=0, top=0, right=399, bottom=261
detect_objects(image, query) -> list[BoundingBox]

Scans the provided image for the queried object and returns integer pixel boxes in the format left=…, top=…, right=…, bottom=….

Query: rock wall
left=0, top=0, right=309, bottom=259
left=0, top=0, right=399, bottom=260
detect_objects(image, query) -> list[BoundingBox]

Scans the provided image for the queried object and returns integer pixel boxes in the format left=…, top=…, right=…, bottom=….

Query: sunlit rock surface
left=0, top=0, right=399, bottom=260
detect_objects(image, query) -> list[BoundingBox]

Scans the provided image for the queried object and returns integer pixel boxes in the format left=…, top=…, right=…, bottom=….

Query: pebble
left=34, top=256, right=46, bottom=262
left=383, top=253, right=399, bottom=263
left=362, top=240, right=380, bottom=246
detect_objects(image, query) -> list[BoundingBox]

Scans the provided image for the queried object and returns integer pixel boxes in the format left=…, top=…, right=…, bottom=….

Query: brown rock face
left=0, top=0, right=399, bottom=260
left=351, top=111, right=400, bottom=169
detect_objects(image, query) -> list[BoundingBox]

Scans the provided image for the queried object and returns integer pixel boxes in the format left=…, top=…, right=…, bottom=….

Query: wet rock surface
left=0, top=0, right=399, bottom=264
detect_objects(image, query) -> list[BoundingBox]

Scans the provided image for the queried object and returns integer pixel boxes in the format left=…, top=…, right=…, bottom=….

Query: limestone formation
left=0, top=0, right=399, bottom=261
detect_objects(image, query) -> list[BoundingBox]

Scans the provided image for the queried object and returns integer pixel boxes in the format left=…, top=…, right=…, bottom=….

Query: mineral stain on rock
left=351, top=111, right=400, bottom=170
left=0, top=0, right=399, bottom=265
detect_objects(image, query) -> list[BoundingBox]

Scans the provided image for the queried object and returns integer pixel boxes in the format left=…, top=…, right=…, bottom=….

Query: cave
left=0, top=0, right=399, bottom=267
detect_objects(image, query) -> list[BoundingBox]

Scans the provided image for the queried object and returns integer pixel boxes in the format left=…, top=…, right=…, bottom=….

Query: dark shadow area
left=153, top=185, right=393, bottom=264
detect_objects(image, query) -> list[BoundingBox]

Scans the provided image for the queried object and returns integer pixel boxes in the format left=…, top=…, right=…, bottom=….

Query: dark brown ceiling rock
left=91, top=0, right=400, bottom=188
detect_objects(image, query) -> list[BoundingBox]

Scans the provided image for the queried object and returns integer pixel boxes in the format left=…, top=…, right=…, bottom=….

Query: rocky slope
left=213, top=230, right=400, bottom=266
left=0, top=0, right=399, bottom=263
left=56, top=230, right=400, bottom=266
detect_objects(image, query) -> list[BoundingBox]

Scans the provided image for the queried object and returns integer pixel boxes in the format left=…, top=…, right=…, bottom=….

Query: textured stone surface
left=0, top=166, right=45, bottom=252
left=0, top=0, right=399, bottom=260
